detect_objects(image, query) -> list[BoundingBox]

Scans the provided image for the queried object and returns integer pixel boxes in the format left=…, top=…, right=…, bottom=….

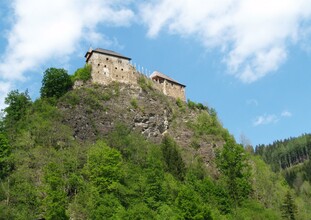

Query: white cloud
left=253, top=114, right=278, bottom=126
left=0, top=0, right=134, bottom=81
left=281, top=110, right=292, bottom=117
left=253, top=110, right=292, bottom=126
left=140, top=0, right=311, bottom=83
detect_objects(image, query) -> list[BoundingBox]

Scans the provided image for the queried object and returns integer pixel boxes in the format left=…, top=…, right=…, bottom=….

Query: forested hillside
left=0, top=67, right=310, bottom=219
left=255, top=134, right=311, bottom=219
left=256, top=134, right=311, bottom=171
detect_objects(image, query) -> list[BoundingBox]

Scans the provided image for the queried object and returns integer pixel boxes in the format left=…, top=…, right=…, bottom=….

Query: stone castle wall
left=152, top=79, right=186, bottom=101
left=87, top=52, right=140, bottom=86
left=86, top=52, right=186, bottom=101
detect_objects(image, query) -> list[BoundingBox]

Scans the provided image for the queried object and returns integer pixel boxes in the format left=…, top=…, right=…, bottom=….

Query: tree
left=40, top=68, right=73, bottom=99
left=4, top=89, right=32, bottom=124
left=216, top=139, right=252, bottom=206
left=281, top=191, right=297, bottom=220
left=85, top=141, right=122, bottom=193
left=0, top=133, right=11, bottom=178
left=43, top=162, right=68, bottom=220
left=161, top=135, right=186, bottom=181
left=175, top=185, right=212, bottom=220
left=144, top=147, right=165, bottom=209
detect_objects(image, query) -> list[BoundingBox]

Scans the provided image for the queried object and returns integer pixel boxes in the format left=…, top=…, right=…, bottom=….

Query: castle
left=84, top=48, right=186, bottom=101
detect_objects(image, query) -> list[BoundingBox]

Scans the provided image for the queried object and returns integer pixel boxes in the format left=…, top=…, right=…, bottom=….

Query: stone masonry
left=85, top=48, right=186, bottom=101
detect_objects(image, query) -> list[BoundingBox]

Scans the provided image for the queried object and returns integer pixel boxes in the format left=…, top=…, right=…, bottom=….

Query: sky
left=1, top=0, right=311, bottom=147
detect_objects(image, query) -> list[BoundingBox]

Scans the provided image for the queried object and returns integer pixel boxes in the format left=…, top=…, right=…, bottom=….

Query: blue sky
left=1, top=0, right=311, bottom=146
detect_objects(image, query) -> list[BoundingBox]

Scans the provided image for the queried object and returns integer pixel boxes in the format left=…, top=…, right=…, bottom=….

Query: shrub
left=187, top=99, right=208, bottom=111
left=72, top=64, right=92, bottom=82
left=176, top=98, right=184, bottom=108
left=130, top=98, right=138, bottom=109
left=138, top=76, right=153, bottom=91
left=187, top=99, right=197, bottom=110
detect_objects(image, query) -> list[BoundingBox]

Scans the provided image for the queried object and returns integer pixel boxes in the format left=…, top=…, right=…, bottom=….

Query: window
left=115, top=67, right=117, bottom=70
left=106, top=58, right=109, bottom=61
left=118, top=59, right=122, bottom=64
left=98, top=63, right=100, bottom=66
left=104, top=65, right=107, bottom=67
left=121, top=68, right=123, bottom=71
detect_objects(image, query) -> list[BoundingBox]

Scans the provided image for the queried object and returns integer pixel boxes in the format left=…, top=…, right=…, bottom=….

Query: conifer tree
left=281, top=191, right=297, bottom=220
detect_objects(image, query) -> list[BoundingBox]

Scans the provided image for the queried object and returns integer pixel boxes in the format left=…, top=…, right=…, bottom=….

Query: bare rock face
left=58, top=83, right=225, bottom=167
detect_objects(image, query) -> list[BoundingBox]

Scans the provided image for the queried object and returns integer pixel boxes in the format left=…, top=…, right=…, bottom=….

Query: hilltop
left=0, top=66, right=310, bottom=219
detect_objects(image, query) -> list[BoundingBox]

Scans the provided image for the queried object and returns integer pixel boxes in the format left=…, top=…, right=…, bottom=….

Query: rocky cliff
left=58, top=80, right=229, bottom=170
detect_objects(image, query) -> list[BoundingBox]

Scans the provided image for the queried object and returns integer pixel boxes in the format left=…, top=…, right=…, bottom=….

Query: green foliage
left=87, top=190, right=124, bottom=220
left=3, top=89, right=32, bottom=130
left=123, top=203, right=156, bottom=220
left=255, top=133, right=311, bottom=171
left=43, top=162, right=69, bottom=220
left=233, top=200, right=281, bottom=220
left=0, top=133, right=11, bottom=178
left=2, top=83, right=311, bottom=219
left=176, top=98, right=183, bottom=107
left=281, top=191, right=297, bottom=220
left=85, top=141, right=122, bottom=193
left=187, top=99, right=208, bottom=111
left=40, top=67, right=73, bottom=99
left=19, top=99, right=73, bottom=148
left=107, top=124, right=151, bottom=166
left=175, top=185, right=212, bottom=219
left=216, top=139, right=252, bottom=206
left=161, top=135, right=186, bottom=181
left=138, top=76, right=153, bottom=91
left=189, top=111, right=232, bottom=141
left=72, top=64, right=92, bottom=82
left=144, top=148, right=165, bottom=209
left=251, top=156, right=289, bottom=209
left=130, top=98, right=138, bottom=109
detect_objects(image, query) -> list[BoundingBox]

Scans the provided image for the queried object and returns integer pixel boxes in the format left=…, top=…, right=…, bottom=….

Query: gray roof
left=150, top=71, right=186, bottom=87
left=85, top=48, right=131, bottom=61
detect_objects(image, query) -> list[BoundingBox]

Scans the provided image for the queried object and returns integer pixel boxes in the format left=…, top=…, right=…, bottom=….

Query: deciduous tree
left=40, top=68, right=73, bottom=99
left=3, top=89, right=32, bottom=129
left=216, top=139, right=252, bottom=206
